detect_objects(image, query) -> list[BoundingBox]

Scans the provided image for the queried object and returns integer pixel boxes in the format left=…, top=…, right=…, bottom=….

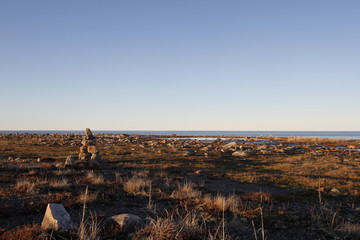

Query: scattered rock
left=65, top=156, right=74, bottom=166
left=329, top=188, right=341, bottom=196
left=232, top=151, right=248, bottom=157
left=195, top=170, right=205, bottom=175
left=55, top=162, right=64, bottom=168
left=183, top=151, right=191, bottom=156
left=260, top=149, right=272, bottom=155
left=104, top=213, right=143, bottom=234
left=41, top=203, right=76, bottom=231
left=223, top=142, right=238, bottom=151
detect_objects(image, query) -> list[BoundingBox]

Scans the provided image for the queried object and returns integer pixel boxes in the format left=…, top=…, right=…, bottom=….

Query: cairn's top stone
left=85, top=128, right=93, bottom=136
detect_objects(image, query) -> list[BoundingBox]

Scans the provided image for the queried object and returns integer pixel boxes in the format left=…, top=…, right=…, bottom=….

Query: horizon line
left=1, top=129, right=360, bottom=132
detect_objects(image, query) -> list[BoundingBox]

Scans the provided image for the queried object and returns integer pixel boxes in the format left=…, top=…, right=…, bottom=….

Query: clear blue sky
left=1, top=1, right=359, bottom=131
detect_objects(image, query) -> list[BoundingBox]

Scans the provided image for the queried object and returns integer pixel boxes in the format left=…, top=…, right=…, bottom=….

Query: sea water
left=0, top=130, right=360, bottom=139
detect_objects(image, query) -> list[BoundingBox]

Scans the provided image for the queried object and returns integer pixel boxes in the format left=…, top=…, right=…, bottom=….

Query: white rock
left=41, top=203, right=76, bottom=231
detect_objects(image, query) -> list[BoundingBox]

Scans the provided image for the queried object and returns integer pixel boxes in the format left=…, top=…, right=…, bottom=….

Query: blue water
left=0, top=130, right=360, bottom=139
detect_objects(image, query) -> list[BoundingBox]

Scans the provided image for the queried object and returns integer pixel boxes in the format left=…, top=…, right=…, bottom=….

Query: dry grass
left=203, top=194, right=242, bottom=213
left=15, top=180, right=37, bottom=194
left=171, top=181, right=201, bottom=200
left=49, top=178, right=69, bottom=188
left=0, top=224, right=41, bottom=240
left=78, top=213, right=101, bottom=240
left=78, top=191, right=98, bottom=203
left=139, top=209, right=205, bottom=239
left=123, top=176, right=151, bottom=195
left=335, top=222, right=360, bottom=238
left=86, top=171, right=105, bottom=185
left=264, top=136, right=360, bottom=146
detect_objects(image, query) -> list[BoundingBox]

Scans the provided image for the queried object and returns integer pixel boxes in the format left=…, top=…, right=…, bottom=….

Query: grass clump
left=78, top=191, right=98, bottom=203
left=203, top=194, right=241, bottom=213
left=138, top=209, right=205, bottom=239
left=86, top=171, right=105, bottom=185
left=123, top=176, right=151, bottom=195
left=15, top=180, right=37, bottom=194
left=49, top=178, right=70, bottom=188
left=171, top=181, right=201, bottom=200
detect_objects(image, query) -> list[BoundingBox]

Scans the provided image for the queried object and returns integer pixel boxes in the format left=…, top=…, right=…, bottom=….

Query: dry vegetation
left=0, top=133, right=360, bottom=239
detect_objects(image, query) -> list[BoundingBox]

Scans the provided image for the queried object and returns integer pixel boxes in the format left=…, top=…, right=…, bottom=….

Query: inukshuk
left=78, top=128, right=101, bottom=165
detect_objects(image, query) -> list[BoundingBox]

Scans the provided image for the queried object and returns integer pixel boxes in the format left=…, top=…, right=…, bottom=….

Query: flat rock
left=41, top=203, right=76, bottom=231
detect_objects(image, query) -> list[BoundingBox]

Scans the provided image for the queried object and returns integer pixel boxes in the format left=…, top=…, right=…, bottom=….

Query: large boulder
left=41, top=203, right=76, bottom=231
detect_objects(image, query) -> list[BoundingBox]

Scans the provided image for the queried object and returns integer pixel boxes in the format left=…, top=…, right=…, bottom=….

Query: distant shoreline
left=1, top=130, right=360, bottom=139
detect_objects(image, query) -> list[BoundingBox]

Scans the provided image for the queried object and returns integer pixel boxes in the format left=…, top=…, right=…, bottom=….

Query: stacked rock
left=78, top=128, right=101, bottom=165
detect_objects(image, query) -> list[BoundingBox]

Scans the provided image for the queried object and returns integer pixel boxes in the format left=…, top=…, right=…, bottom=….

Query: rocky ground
left=0, top=132, right=360, bottom=239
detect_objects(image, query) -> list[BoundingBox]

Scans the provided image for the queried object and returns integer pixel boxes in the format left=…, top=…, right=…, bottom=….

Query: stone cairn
left=78, top=128, right=101, bottom=165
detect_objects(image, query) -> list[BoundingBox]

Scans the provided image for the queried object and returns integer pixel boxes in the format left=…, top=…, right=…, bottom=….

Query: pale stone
left=41, top=203, right=76, bottom=231
left=223, top=142, right=238, bottom=150
left=87, top=145, right=99, bottom=154
left=232, top=151, right=248, bottom=157
left=65, top=156, right=74, bottom=166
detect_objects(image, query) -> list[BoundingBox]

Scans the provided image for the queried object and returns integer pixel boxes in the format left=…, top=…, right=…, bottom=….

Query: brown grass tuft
left=171, top=181, right=201, bottom=199
left=78, top=191, right=98, bottom=203
left=15, top=180, right=37, bottom=194
left=123, top=176, right=151, bottom=194
left=49, top=178, right=70, bottom=188
left=86, top=171, right=105, bottom=185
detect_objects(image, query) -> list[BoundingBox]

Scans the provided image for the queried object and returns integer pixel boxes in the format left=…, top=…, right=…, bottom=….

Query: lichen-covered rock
left=41, top=203, right=76, bottom=231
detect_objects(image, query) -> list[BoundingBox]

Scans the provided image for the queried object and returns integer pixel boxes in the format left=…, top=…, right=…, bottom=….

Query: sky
left=0, top=1, right=359, bottom=131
